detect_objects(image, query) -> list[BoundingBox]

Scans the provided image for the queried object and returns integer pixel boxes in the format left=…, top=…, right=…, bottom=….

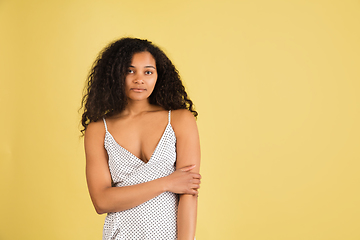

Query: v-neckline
left=106, top=123, right=171, bottom=164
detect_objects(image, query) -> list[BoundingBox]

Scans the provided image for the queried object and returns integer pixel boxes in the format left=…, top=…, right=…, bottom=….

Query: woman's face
left=125, top=51, right=158, bottom=102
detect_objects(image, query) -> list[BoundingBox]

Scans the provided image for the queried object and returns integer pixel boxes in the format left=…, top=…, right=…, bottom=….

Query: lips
left=130, top=88, right=146, bottom=92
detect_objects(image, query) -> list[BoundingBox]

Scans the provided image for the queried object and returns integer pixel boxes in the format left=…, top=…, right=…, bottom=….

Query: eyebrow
left=129, top=65, right=156, bottom=69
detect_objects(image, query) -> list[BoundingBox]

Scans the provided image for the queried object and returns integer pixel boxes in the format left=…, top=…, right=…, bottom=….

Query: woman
left=81, top=37, right=201, bottom=240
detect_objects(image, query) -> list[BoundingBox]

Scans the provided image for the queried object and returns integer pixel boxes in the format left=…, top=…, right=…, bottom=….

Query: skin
left=85, top=51, right=201, bottom=239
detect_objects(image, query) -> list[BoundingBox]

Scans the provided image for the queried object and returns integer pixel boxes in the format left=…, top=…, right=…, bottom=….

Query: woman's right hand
left=165, top=165, right=201, bottom=195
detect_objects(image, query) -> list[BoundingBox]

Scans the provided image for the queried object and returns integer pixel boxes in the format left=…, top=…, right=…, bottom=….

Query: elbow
left=94, top=206, right=106, bottom=215
left=92, top=198, right=108, bottom=215
left=90, top=188, right=117, bottom=214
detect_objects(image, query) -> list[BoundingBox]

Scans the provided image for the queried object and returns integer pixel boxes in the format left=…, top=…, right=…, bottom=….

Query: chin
left=128, top=96, right=151, bottom=101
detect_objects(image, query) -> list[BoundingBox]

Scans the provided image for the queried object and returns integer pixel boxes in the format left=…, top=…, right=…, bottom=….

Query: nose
left=133, top=73, right=144, bottom=84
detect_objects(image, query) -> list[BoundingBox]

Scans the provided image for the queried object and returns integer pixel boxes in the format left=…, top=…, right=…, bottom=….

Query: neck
left=123, top=99, right=153, bottom=116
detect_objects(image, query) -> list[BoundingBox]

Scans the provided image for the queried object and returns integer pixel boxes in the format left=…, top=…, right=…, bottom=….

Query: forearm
left=92, top=177, right=168, bottom=214
left=177, top=194, right=198, bottom=240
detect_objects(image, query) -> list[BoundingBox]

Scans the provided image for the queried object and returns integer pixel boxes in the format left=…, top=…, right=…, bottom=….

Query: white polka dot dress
left=102, top=111, right=178, bottom=240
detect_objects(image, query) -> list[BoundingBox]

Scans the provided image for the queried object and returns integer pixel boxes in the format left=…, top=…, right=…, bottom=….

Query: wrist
left=159, top=176, right=170, bottom=192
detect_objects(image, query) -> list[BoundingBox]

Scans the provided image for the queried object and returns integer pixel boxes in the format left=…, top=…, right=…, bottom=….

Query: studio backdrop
left=1, top=0, right=359, bottom=239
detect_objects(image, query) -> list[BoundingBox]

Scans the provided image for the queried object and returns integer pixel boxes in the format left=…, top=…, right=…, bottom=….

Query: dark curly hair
left=80, top=37, right=197, bottom=134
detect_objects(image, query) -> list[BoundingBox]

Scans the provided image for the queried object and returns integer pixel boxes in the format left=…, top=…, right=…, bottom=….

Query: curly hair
left=80, top=37, right=197, bottom=134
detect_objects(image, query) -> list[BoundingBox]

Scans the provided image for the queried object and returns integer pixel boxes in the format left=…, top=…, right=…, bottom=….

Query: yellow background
left=1, top=0, right=359, bottom=239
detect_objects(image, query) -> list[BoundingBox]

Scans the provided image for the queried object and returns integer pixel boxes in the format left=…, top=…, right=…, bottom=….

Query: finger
left=190, top=173, right=201, bottom=179
left=191, top=184, right=200, bottom=189
left=186, top=189, right=198, bottom=195
left=183, top=188, right=198, bottom=195
left=192, top=179, right=201, bottom=184
left=180, top=164, right=196, bottom=172
left=192, top=189, right=199, bottom=196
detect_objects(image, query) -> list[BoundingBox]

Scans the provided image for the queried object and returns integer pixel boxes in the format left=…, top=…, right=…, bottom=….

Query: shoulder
left=171, top=109, right=196, bottom=122
left=84, top=120, right=106, bottom=144
left=171, top=109, right=198, bottom=137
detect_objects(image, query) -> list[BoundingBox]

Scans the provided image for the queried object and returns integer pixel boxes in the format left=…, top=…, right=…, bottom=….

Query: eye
left=127, top=69, right=134, bottom=74
left=145, top=70, right=153, bottom=75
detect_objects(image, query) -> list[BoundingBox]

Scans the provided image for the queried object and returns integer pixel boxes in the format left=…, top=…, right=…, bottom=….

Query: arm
left=172, top=110, right=201, bottom=240
left=84, top=120, right=200, bottom=214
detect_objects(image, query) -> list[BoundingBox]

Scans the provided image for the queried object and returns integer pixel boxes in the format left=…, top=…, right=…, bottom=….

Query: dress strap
left=103, top=118, right=108, bottom=132
left=168, top=110, right=171, bottom=124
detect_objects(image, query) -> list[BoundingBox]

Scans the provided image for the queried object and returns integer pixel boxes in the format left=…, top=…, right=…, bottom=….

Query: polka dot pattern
left=102, top=111, right=178, bottom=240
